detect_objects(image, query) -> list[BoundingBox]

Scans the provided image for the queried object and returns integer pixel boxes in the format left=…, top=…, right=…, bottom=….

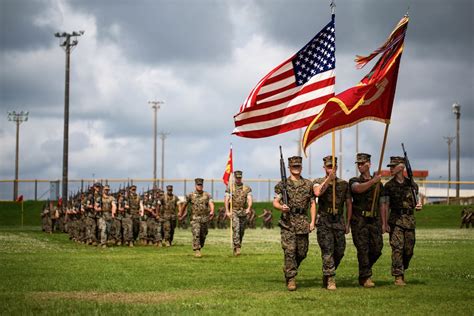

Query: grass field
left=0, top=203, right=473, bottom=315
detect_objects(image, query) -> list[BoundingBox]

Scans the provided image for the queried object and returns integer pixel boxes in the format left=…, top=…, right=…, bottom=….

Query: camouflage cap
left=93, top=182, right=102, bottom=187
left=234, top=170, right=243, bottom=178
left=387, top=156, right=405, bottom=167
left=195, top=178, right=204, bottom=185
left=288, top=156, right=303, bottom=166
left=323, top=155, right=337, bottom=167
left=166, top=185, right=173, bottom=190
left=130, top=185, right=137, bottom=189
left=355, top=153, right=371, bottom=163
left=103, top=185, right=110, bottom=190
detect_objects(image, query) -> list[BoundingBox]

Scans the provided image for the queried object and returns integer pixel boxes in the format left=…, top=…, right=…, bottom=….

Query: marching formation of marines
left=42, top=183, right=181, bottom=248
left=41, top=150, right=424, bottom=291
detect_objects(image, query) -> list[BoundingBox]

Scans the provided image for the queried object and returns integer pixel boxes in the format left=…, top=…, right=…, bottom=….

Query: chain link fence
left=0, top=179, right=281, bottom=202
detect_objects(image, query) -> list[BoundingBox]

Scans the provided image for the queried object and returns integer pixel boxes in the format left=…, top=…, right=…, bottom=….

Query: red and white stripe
left=233, top=58, right=335, bottom=138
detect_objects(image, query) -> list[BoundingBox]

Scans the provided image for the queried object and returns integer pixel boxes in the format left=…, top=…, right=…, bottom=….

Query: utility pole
left=8, top=111, right=29, bottom=201
left=54, top=30, right=84, bottom=204
left=444, top=136, right=455, bottom=205
left=452, top=103, right=461, bottom=198
left=149, top=100, right=164, bottom=188
left=159, top=132, right=169, bottom=190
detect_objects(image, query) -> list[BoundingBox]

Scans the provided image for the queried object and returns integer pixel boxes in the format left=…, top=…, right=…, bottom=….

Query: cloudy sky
left=1, top=0, right=472, bottom=196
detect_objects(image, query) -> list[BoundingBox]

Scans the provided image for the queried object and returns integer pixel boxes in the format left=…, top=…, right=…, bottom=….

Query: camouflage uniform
left=186, top=181, right=213, bottom=251
left=384, top=157, right=418, bottom=277
left=145, top=196, right=160, bottom=245
left=226, top=172, right=252, bottom=250
left=41, top=204, right=52, bottom=233
left=122, top=197, right=134, bottom=245
left=217, top=207, right=228, bottom=229
left=97, top=192, right=115, bottom=246
left=128, top=190, right=143, bottom=241
left=314, top=165, right=350, bottom=278
left=274, top=159, right=313, bottom=282
left=349, top=154, right=385, bottom=281
left=162, top=187, right=179, bottom=245
left=110, top=194, right=125, bottom=244
left=260, top=209, right=273, bottom=229
left=84, top=193, right=98, bottom=245
left=246, top=208, right=256, bottom=229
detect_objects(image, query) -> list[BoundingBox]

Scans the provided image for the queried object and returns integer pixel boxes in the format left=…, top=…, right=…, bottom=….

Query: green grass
left=0, top=203, right=473, bottom=315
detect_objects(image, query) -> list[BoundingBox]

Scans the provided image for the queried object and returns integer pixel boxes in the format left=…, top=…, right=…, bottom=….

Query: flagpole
left=330, top=0, right=336, bottom=214
left=370, top=123, right=390, bottom=214
left=228, top=144, right=234, bottom=249
left=229, top=171, right=233, bottom=249
left=332, top=132, right=336, bottom=214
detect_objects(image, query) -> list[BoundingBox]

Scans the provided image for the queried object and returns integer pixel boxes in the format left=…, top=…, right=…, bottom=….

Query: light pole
left=452, top=103, right=461, bottom=198
left=159, top=131, right=169, bottom=190
left=444, top=136, right=455, bottom=204
left=8, top=111, right=29, bottom=201
left=55, top=30, right=84, bottom=204
left=149, top=100, right=164, bottom=188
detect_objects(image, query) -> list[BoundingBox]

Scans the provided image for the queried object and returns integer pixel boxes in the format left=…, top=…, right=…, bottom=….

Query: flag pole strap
left=370, top=123, right=390, bottom=214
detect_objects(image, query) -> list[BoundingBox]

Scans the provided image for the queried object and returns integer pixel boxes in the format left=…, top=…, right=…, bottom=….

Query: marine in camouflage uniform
left=84, top=184, right=100, bottom=246
left=349, top=153, right=387, bottom=288
left=145, top=193, right=160, bottom=246
left=313, top=156, right=352, bottom=290
left=41, top=202, right=52, bottom=233
left=246, top=208, right=256, bottom=229
left=273, top=156, right=316, bottom=291
left=179, top=178, right=215, bottom=258
left=161, top=185, right=180, bottom=246
left=122, top=189, right=135, bottom=247
left=110, top=192, right=125, bottom=245
left=127, top=185, right=144, bottom=244
left=217, top=206, right=228, bottom=229
left=259, top=208, right=273, bottom=229
left=225, top=170, right=253, bottom=256
left=96, top=185, right=116, bottom=248
left=383, top=156, right=422, bottom=286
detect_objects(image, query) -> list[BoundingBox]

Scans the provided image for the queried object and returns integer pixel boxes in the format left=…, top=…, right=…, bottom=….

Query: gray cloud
left=0, top=0, right=56, bottom=52
left=73, top=0, right=234, bottom=65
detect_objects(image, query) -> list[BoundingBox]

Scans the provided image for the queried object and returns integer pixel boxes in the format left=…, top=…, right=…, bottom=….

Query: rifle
left=401, top=143, right=418, bottom=206
left=279, top=146, right=289, bottom=206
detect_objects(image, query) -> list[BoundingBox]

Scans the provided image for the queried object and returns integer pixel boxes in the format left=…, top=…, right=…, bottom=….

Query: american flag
left=233, top=16, right=336, bottom=138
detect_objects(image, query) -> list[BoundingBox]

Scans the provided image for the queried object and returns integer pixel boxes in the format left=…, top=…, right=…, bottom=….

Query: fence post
left=34, top=179, right=38, bottom=201
left=211, top=179, right=214, bottom=198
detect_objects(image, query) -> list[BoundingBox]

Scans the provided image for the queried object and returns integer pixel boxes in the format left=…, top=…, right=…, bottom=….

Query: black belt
left=321, top=212, right=342, bottom=223
left=291, top=208, right=307, bottom=215
left=392, top=208, right=414, bottom=215
left=354, top=209, right=377, bottom=218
